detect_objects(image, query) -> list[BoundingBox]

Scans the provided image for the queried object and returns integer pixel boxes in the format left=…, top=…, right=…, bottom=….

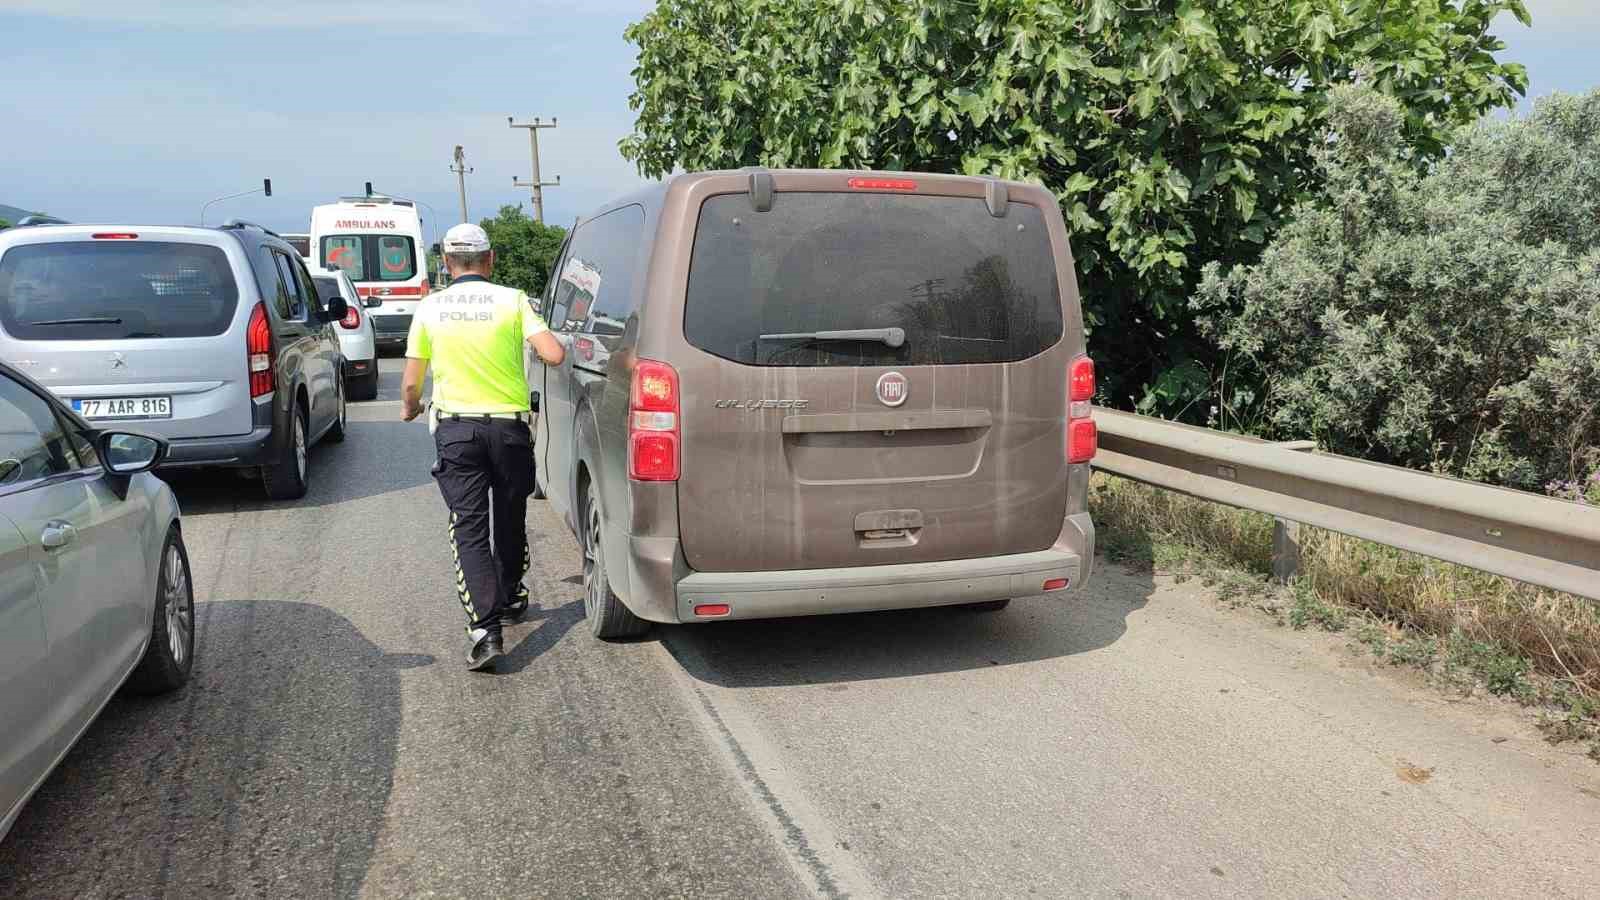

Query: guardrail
left=1090, top=407, right=1600, bottom=602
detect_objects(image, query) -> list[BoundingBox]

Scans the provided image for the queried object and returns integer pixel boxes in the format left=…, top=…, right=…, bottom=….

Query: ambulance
left=309, top=195, right=429, bottom=348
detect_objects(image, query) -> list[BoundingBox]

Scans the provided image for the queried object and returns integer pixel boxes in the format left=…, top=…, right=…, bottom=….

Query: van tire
left=964, top=599, right=1011, bottom=613
left=582, top=481, right=650, bottom=640
left=262, top=403, right=309, bottom=501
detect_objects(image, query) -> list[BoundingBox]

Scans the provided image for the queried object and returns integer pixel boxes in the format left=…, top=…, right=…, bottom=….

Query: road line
left=656, top=637, right=881, bottom=900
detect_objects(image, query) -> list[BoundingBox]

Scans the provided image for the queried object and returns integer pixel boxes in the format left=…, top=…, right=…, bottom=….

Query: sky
left=0, top=0, right=1595, bottom=240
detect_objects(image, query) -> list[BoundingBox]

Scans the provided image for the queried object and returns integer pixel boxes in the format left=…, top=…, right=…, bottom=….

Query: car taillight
left=629, top=359, right=679, bottom=481
left=246, top=302, right=276, bottom=398
left=341, top=303, right=360, bottom=329
left=1067, top=355, right=1096, bottom=464
left=91, top=232, right=139, bottom=240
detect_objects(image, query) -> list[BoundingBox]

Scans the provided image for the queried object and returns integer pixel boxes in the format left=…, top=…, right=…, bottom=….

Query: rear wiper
left=758, top=328, right=906, bottom=349
left=29, top=317, right=123, bottom=326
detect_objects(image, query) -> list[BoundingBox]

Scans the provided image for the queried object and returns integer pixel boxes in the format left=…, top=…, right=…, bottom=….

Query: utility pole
left=508, top=116, right=561, bottom=224
left=449, top=145, right=473, bottom=223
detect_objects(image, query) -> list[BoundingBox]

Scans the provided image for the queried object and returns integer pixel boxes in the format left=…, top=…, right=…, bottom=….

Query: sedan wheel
left=328, top=377, right=348, bottom=443
left=127, top=526, right=195, bottom=695
left=295, top=415, right=307, bottom=478
left=163, top=542, right=193, bottom=666
left=583, top=492, right=602, bottom=620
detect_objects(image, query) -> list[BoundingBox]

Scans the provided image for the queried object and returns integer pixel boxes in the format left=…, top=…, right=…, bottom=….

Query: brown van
left=529, top=169, right=1097, bottom=638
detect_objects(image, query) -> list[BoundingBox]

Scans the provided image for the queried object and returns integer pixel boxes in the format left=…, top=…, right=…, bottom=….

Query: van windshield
left=320, top=234, right=417, bottom=282
left=683, top=193, right=1063, bottom=367
left=0, top=241, right=239, bottom=340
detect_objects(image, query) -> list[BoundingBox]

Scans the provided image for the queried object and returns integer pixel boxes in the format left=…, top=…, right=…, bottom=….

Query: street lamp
left=200, top=179, right=272, bottom=226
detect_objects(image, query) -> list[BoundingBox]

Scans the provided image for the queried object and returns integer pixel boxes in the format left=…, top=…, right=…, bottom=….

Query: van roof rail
left=219, top=219, right=281, bottom=238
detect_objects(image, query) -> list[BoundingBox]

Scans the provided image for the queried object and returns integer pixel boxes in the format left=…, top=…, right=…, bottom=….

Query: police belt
left=436, top=410, right=530, bottom=423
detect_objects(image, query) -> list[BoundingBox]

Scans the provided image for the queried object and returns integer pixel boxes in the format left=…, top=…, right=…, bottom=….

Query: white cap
left=442, top=223, right=491, bottom=253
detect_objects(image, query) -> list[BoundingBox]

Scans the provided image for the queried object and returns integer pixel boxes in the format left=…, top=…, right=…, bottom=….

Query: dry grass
left=1090, top=473, right=1600, bottom=739
left=1297, top=531, right=1600, bottom=696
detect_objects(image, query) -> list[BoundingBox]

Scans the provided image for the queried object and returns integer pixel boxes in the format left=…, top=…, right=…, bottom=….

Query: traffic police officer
left=401, top=223, right=565, bottom=671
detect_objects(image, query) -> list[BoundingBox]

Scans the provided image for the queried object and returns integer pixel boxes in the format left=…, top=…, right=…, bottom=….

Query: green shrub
left=1194, top=85, right=1600, bottom=490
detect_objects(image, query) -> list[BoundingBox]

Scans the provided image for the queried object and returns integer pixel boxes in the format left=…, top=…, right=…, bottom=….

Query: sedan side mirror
left=99, top=431, right=167, bottom=474
left=324, top=297, right=349, bottom=321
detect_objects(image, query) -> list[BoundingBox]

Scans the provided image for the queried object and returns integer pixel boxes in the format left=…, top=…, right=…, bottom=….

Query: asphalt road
left=3, top=361, right=1599, bottom=899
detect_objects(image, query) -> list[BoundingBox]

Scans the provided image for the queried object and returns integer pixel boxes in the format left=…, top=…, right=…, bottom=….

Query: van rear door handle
left=40, top=521, right=77, bottom=550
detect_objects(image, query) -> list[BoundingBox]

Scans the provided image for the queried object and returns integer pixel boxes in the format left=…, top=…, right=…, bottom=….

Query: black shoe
left=502, top=599, right=529, bottom=624
left=466, top=629, right=504, bottom=672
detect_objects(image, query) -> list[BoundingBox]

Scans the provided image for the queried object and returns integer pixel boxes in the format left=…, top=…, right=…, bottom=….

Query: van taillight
left=629, top=359, right=679, bottom=481
left=246, top=302, right=276, bottom=398
left=847, top=177, right=918, bottom=191
left=1070, top=356, right=1095, bottom=402
left=1067, top=355, right=1096, bottom=464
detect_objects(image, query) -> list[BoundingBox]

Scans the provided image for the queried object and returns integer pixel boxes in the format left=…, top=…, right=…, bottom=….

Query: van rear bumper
left=623, top=513, right=1095, bottom=624
left=160, top=426, right=275, bottom=468
left=674, top=548, right=1084, bottom=622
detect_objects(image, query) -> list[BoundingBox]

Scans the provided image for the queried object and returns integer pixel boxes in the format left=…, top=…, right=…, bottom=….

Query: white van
left=309, top=196, right=428, bottom=349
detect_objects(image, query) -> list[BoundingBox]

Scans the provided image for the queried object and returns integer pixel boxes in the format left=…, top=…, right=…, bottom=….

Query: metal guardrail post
left=1272, top=520, right=1301, bottom=584
left=1270, top=441, right=1317, bottom=584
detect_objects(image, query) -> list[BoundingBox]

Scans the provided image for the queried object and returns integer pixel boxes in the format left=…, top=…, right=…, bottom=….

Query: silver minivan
left=0, top=222, right=351, bottom=499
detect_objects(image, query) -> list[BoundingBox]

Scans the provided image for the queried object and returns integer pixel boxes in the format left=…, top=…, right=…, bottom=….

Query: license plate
left=73, top=396, right=172, bottom=420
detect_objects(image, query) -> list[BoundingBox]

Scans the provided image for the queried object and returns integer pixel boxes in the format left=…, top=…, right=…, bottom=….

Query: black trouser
left=432, top=416, right=534, bottom=635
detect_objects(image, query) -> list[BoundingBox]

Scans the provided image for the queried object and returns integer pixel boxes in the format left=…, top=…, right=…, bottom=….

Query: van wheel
left=964, top=599, right=1011, bottom=613
left=582, top=481, right=649, bottom=640
left=126, top=526, right=195, bottom=695
left=263, top=403, right=309, bottom=500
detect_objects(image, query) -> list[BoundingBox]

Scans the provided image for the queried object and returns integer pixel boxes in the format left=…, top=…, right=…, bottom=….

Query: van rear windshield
left=683, top=193, right=1063, bottom=367
left=0, top=241, right=239, bottom=340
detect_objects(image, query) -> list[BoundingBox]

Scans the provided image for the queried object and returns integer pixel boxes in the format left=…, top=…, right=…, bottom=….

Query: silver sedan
left=0, top=362, right=192, bottom=842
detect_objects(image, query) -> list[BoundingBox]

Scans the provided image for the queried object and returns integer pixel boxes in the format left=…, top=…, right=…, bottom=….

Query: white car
left=307, top=265, right=379, bottom=401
